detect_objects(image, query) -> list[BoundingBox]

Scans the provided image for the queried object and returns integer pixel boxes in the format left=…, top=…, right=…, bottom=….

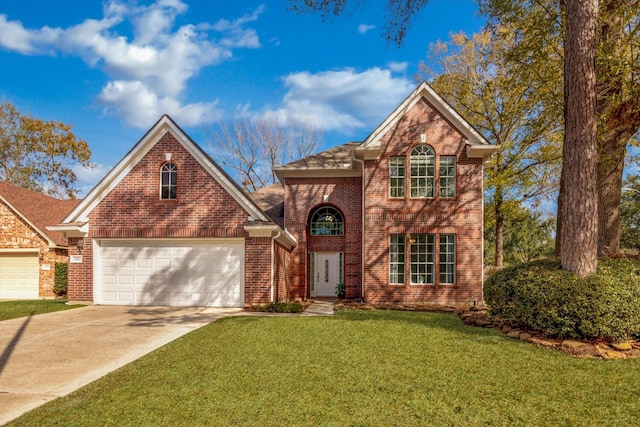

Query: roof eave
left=466, top=144, right=498, bottom=161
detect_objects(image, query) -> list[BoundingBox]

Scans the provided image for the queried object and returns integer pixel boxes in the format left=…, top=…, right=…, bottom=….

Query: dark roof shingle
left=0, top=181, right=81, bottom=247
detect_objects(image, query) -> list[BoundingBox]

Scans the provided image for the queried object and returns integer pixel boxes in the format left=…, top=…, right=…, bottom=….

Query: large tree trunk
left=597, top=134, right=628, bottom=255
left=595, top=3, right=640, bottom=255
left=560, top=0, right=599, bottom=277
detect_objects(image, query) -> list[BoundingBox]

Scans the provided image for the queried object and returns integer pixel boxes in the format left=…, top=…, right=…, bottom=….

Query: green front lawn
left=10, top=310, right=640, bottom=426
left=0, top=299, right=84, bottom=321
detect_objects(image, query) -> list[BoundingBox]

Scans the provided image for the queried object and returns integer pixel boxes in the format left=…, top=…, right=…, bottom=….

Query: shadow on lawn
left=333, top=309, right=499, bottom=337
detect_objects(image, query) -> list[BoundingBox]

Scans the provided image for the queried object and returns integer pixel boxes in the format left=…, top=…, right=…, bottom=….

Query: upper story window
left=160, top=162, right=177, bottom=200
left=389, top=157, right=406, bottom=198
left=310, top=206, right=344, bottom=236
left=410, top=145, right=435, bottom=198
left=439, top=156, right=456, bottom=198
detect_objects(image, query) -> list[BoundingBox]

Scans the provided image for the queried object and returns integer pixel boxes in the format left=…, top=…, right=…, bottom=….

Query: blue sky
left=0, top=0, right=485, bottom=195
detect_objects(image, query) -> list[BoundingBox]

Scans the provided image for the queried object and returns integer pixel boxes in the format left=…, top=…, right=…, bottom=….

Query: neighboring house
left=52, top=82, right=495, bottom=307
left=0, top=181, right=79, bottom=299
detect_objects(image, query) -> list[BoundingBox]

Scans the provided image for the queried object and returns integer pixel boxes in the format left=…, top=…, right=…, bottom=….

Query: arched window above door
left=309, top=206, right=344, bottom=236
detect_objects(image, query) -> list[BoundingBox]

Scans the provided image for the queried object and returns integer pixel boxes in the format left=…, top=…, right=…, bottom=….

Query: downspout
left=271, top=230, right=281, bottom=302
left=352, top=154, right=365, bottom=301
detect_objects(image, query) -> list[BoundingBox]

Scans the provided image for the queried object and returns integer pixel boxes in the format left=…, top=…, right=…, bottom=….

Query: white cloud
left=358, top=24, right=375, bottom=35
left=387, top=61, right=409, bottom=72
left=0, top=1, right=263, bottom=128
left=98, top=80, right=222, bottom=128
left=257, top=67, right=414, bottom=133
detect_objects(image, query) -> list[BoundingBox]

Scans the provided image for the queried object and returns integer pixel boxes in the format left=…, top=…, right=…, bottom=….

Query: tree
left=560, top=0, right=599, bottom=276
left=0, top=102, right=93, bottom=198
left=289, top=0, right=431, bottom=46
left=481, top=0, right=640, bottom=256
left=620, top=175, right=640, bottom=251
left=207, top=117, right=322, bottom=192
left=421, top=30, right=562, bottom=267
left=484, top=200, right=554, bottom=265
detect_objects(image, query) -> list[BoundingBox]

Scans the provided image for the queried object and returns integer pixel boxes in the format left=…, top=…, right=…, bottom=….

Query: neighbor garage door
left=0, top=252, right=39, bottom=299
left=96, top=239, right=244, bottom=307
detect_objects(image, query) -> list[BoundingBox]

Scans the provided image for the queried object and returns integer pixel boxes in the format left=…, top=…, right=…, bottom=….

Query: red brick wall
left=0, top=201, right=69, bottom=298
left=273, top=241, right=293, bottom=302
left=363, top=97, right=484, bottom=304
left=68, top=131, right=260, bottom=303
left=284, top=176, right=362, bottom=300
left=244, top=237, right=271, bottom=304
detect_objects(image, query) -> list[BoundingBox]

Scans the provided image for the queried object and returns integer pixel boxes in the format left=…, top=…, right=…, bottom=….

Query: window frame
left=410, top=234, right=435, bottom=285
left=439, top=234, right=456, bottom=284
left=439, top=156, right=456, bottom=198
left=389, top=234, right=406, bottom=284
left=309, top=206, right=344, bottom=236
left=409, top=145, right=435, bottom=198
left=160, top=162, right=177, bottom=200
left=389, top=156, right=406, bottom=198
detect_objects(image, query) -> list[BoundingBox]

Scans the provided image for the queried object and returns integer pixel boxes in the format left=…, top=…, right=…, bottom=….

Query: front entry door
left=311, top=252, right=341, bottom=297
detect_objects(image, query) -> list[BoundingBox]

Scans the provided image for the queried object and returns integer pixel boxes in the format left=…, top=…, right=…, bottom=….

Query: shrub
left=250, top=302, right=304, bottom=313
left=484, top=257, right=640, bottom=342
left=335, top=283, right=346, bottom=299
left=53, top=262, right=68, bottom=296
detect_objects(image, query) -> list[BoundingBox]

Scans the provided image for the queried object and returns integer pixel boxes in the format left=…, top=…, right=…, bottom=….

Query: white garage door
left=0, top=252, right=39, bottom=299
left=96, top=240, right=244, bottom=307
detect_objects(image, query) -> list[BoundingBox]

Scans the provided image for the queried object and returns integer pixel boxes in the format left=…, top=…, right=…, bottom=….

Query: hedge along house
left=52, top=82, right=495, bottom=307
left=0, top=181, right=80, bottom=299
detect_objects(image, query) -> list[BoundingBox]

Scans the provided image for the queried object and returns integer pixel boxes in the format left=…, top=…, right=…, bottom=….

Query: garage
left=95, top=239, right=244, bottom=307
left=0, top=251, right=39, bottom=299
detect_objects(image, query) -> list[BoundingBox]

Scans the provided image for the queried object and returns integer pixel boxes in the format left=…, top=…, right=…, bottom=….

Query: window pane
left=390, top=234, right=405, bottom=284
left=439, top=234, right=456, bottom=284
left=410, top=234, right=434, bottom=284
left=410, top=145, right=435, bottom=199
left=389, top=157, right=405, bottom=198
left=439, top=156, right=456, bottom=198
left=310, top=206, right=344, bottom=236
left=160, top=162, right=177, bottom=200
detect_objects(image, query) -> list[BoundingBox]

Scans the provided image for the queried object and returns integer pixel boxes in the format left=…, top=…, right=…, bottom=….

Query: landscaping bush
left=250, top=302, right=304, bottom=313
left=484, top=257, right=640, bottom=342
left=53, top=262, right=68, bottom=296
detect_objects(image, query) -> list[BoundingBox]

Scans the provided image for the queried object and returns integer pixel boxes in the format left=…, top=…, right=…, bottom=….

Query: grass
left=0, top=299, right=85, bottom=321
left=9, top=310, right=640, bottom=426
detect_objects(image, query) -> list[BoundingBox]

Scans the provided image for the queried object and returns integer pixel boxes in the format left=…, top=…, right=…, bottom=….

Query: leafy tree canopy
left=0, top=102, right=93, bottom=198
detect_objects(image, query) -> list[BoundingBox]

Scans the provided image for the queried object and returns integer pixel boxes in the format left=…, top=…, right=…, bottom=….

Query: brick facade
left=362, top=98, right=484, bottom=304
left=67, top=131, right=275, bottom=305
left=280, top=96, right=487, bottom=305
left=0, top=201, right=68, bottom=298
left=284, top=176, right=362, bottom=300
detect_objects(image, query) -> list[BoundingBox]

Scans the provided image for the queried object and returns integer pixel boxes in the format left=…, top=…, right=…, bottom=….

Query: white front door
left=311, top=252, right=341, bottom=297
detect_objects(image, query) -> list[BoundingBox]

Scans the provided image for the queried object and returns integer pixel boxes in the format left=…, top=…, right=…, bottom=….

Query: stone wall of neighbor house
left=67, top=131, right=272, bottom=303
left=284, top=176, right=362, bottom=300
left=0, top=201, right=68, bottom=298
left=363, top=97, right=485, bottom=304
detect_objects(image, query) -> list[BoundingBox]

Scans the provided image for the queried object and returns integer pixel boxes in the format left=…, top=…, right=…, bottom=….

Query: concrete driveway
left=0, top=305, right=241, bottom=425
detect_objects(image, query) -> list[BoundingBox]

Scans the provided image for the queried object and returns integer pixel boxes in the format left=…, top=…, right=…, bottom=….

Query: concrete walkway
left=0, top=301, right=333, bottom=425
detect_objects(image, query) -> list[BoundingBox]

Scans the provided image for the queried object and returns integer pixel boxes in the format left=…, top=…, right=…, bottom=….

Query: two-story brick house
left=53, top=82, right=495, bottom=307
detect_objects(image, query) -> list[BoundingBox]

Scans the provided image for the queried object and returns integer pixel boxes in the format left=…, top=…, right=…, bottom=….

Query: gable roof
left=58, top=115, right=271, bottom=227
left=249, top=184, right=285, bottom=228
left=356, top=81, right=496, bottom=160
left=0, top=181, right=80, bottom=248
left=273, top=142, right=362, bottom=181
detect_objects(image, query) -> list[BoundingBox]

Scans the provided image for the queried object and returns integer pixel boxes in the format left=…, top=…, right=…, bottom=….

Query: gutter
left=271, top=230, right=281, bottom=302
